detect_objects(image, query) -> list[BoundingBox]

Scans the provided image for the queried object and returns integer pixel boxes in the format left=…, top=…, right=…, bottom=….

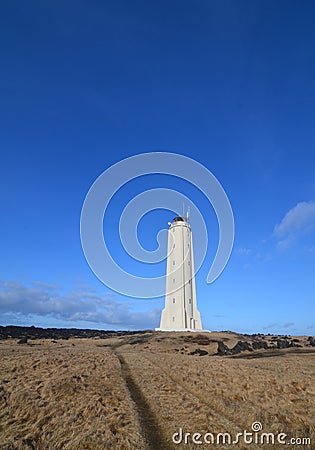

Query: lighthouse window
left=189, top=280, right=191, bottom=284
left=173, top=278, right=175, bottom=283
left=188, top=261, right=190, bottom=266
left=172, top=260, right=175, bottom=265
left=172, top=316, right=175, bottom=322
left=189, top=298, right=191, bottom=304
left=172, top=298, right=175, bottom=303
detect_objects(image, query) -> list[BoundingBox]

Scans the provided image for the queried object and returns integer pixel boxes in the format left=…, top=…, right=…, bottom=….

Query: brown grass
left=112, top=331, right=315, bottom=449
left=0, top=332, right=314, bottom=449
left=0, top=339, right=145, bottom=450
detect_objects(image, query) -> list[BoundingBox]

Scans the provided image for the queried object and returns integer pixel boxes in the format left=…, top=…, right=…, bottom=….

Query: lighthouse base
left=155, top=328, right=211, bottom=333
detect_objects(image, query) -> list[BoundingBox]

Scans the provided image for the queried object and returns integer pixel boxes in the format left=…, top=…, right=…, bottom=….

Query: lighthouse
left=157, top=215, right=203, bottom=331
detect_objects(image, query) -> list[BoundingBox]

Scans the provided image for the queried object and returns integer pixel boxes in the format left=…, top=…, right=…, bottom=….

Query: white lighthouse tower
left=157, top=215, right=203, bottom=331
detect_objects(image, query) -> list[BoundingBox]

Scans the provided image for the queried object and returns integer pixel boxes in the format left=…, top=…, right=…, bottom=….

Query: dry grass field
left=0, top=339, right=145, bottom=450
left=0, top=331, right=314, bottom=449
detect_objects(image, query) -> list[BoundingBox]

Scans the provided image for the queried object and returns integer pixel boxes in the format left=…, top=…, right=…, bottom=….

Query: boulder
left=230, top=340, right=253, bottom=354
left=189, top=348, right=208, bottom=356
left=216, top=341, right=230, bottom=355
left=252, top=340, right=269, bottom=350
left=276, top=339, right=291, bottom=349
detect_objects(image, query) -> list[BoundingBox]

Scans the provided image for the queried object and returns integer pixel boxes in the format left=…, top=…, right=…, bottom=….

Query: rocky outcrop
left=230, top=341, right=253, bottom=354
left=252, top=340, right=269, bottom=350
left=216, top=340, right=253, bottom=355
left=276, top=339, right=291, bottom=349
left=189, top=348, right=208, bottom=356
left=215, top=336, right=310, bottom=357
left=216, top=341, right=230, bottom=355
left=0, top=325, right=151, bottom=341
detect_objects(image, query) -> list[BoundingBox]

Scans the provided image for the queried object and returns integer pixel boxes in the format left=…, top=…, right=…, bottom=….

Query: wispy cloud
left=235, top=247, right=252, bottom=256
left=282, top=322, right=294, bottom=329
left=32, top=281, right=62, bottom=290
left=262, top=322, right=295, bottom=331
left=0, top=280, right=159, bottom=329
left=274, top=200, right=315, bottom=250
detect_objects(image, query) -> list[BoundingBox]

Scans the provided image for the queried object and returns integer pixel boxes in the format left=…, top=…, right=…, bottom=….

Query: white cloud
left=274, top=200, right=315, bottom=249
left=32, top=281, right=61, bottom=290
left=0, top=280, right=160, bottom=329
left=262, top=322, right=295, bottom=331
left=282, top=322, right=294, bottom=329
left=235, top=247, right=252, bottom=256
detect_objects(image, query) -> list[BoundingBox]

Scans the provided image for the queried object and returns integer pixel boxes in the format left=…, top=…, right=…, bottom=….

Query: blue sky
left=1, top=1, right=314, bottom=334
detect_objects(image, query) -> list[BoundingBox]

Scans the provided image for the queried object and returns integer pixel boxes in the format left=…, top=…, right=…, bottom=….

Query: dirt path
left=115, top=351, right=175, bottom=450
